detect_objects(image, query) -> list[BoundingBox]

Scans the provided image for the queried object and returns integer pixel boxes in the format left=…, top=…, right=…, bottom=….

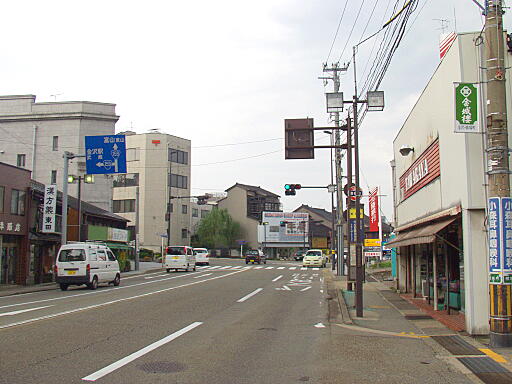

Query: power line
left=337, top=0, right=368, bottom=63
left=326, top=0, right=350, bottom=63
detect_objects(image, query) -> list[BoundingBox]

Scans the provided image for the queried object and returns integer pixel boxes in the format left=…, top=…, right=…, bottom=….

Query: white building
left=0, top=95, right=118, bottom=211
left=112, top=131, right=192, bottom=252
left=388, top=32, right=512, bottom=335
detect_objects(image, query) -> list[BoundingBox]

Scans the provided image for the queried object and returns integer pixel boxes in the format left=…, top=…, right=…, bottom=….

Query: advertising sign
left=85, top=135, right=127, bottom=175
left=454, top=83, right=480, bottom=133
left=260, top=212, right=309, bottom=244
left=369, top=187, right=379, bottom=232
left=489, top=197, right=503, bottom=284
left=42, top=184, right=57, bottom=233
left=364, top=239, right=381, bottom=247
left=502, top=198, right=512, bottom=284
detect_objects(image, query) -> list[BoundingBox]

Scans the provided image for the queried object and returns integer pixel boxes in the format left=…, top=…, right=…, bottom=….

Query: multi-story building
left=218, top=183, right=281, bottom=249
left=112, top=131, right=191, bottom=252
left=0, top=94, right=118, bottom=211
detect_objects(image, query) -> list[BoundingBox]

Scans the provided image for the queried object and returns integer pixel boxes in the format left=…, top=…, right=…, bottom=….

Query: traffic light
left=280, top=221, right=288, bottom=227
left=284, top=184, right=302, bottom=196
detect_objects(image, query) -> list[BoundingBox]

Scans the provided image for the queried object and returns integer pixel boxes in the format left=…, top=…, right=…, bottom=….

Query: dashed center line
left=194, top=273, right=212, bottom=279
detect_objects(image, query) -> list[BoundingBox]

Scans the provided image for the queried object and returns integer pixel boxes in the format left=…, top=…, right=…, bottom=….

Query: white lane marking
left=82, top=322, right=202, bottom=381
left=237, top=288, right=263, bottom=303
left=265, top=267, right=273, bottom=270
left=231, top=266, right=242, bottom=269
left=209, top=266, right=222, bottom=269
left=289, top=267, right=297, bottom=270
left=314, top=323, right=325, bottom=328
left=193, top=273, right=212, bottom=279
left=272, top=275, right=283, bottom=282
left=0, top=270, right=245, bottom=330
left=254, top=266, right=264, bottom=269
left=277, top=267, right=285, bottom=270
left=123, top=270, right=165, bottom=280
left=220, top=266, right=232, bottom=270
left=320, top=289, right=324, bottom=293
left=312, top=268, right=320, bottom=271
left=0, top=272, right=204, bottom=311
left=144, top=274, right=168, bottom=279
left=243, top=266, right=252, bottom=269
left=300, top=287, right=312, bottom=292
left=0, top=305, right=53, bottom=317
left=301, top=267, right=307, bottom=271
left=282, top=286, right=291, bottom=291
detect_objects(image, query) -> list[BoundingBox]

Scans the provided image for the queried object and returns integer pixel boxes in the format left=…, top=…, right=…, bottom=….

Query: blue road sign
left=85, top=135, right=127, bottom=175
left=489, top=197, right=502, bottom=284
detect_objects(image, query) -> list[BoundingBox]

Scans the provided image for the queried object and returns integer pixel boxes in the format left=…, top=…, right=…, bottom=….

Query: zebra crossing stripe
left=277, top=267, right=285, bottom=270
left=289, top=267, right=296, bottom=270
left=265, top=267, right=273, bottom=269
left=301, top=268, right=307, bottom=271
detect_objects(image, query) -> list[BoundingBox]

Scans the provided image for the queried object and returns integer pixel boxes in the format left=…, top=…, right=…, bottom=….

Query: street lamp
left=67, top=174, right=95, bottom=241
left=324, top=130, right=338, bottom=272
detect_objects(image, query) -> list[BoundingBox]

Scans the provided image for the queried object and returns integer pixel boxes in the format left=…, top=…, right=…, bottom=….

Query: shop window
left=52, top=136, right=59, bottom=151
left=10, top=189, right=26, bottom=215
left=192, top=208, right=198, bottom=217
left=16, top=154, right=26, bottom=167
left=0, top=186, right=4, bottom=212
left=182, top=205, right=188, bottom=214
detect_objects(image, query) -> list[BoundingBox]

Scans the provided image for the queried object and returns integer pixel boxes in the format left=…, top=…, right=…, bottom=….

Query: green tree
left=196, top=208, right=242, bottom=249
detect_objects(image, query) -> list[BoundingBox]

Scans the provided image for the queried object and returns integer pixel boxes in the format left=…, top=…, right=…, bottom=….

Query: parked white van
left=55, top=242, right=121, bottom=291
left=165, top=246, right=196, bottom=272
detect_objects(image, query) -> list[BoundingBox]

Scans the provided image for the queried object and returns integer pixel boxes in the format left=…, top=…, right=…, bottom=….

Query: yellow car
left=302, top=249, right=326, bottom=268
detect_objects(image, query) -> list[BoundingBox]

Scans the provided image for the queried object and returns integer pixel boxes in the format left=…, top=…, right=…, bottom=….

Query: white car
left=55, top=242, right=121, bottom=291
left=193, top=248, right=210, bottom=266
left=303, top=249, right=326, bottom=268
left=165, top=246, right=196, bottom=272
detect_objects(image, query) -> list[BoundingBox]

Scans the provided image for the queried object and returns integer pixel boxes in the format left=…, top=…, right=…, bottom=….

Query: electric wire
left=337, top=0, right=368, bottom=63
left=326, top=0, right=350, bottom=63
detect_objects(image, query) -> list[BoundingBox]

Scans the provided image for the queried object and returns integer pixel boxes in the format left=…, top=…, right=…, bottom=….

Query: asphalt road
left=0, top=258, right=473, bottom=384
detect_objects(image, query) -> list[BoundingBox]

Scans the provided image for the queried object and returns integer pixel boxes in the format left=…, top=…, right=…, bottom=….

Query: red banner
left=369, top=187, right=379, bottom=233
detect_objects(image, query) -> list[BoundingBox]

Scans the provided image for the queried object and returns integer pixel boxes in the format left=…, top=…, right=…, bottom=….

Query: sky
left=0, top=0, right=504, bottom=222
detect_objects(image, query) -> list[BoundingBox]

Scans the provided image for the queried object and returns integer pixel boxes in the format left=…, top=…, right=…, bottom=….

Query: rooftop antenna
left=433, top=18, right=450, bottom=34
left=50, top=93, right=63, bottom=101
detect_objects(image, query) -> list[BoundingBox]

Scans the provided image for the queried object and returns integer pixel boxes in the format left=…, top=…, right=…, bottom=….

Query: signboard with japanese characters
left=85, top=135, right=127, bottom=175
left=369, top=187, right=379, bottom=232
left=454, top=83, right=480, bottom=133
left=0, top=221, right=22, bottom=234
left=501, top=198, right=512, bottom=285
left=489, top=197, right=503, bottom=284
left=42, top=184, right=58, bottom=233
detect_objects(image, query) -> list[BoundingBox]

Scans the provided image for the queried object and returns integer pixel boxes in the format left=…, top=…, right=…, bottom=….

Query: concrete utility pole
left=485, top=0, right=512, bottom=348
left=322, top=62, right=348, bottom=275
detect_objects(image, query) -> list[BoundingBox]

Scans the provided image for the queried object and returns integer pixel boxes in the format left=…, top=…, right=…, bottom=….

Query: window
left=107, top=251, right=116, bottom=261
left=52, top=136, right=58, bottom=151
left=201, top=210, right=209, bottom=218
left=113, top=199, right=136, bottom=213
left=58, top=249, right=85, bottom=262
left=127, top=148, right=140, bottom=162
left=168, top=203, right=173, bottom=213
left=97, top=250, right=107, bottom=261
left=113, top=173, right=139, bottom=187
left=169, top=174, right=188, bottom=189
left=16, top=154, right=26, bottom=167
left=192, top=208, right=198, bottom=217
left=51, top=170, right=57, bottom=184
left=0, top=186, right=4, bottom=212
left=10, top=189, right=26, bottom=215
left=182, top=205, right=188, bottom=214
left=168, top=148, right=188, bottom=165
left=181, top=228, right=188, bottom=239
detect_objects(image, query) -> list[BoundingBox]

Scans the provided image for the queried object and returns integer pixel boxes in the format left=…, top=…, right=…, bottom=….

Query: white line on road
left=301, top=267, right=307, bottom=270
left=82, top=322, right=203, bottom=381
left=312, top=268, right=320, bottom=271
left=231, top=266, right=242, bottom=269
left=0, top=270, right=245, bottom=330
left=314, top=323, right=326, bottom=328
left=277, top=267, right=285, bottom=270
left=194, top=273, right=212, bottom=279
left=289, top=267, right=297, bottom=270
left=254, top=266, right=264, bottom=269
left=272, top=275, right=283, bottom=282
left=265, top=267, right=273, bottom=269
left=282, top=286, right=291, bottom=291
left=0, top=305, right=53, bottom=317
left=144, top=274, right=168, bottom=279
left=123, top=270, right=166, bottom=280
left=300, top=287, right=312, bottom=292
left=209, top=266, right=222, bottom=269
left=237, top=288, right=263, bottom=303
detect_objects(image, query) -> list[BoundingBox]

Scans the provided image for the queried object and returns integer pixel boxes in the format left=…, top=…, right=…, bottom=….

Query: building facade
left=112, top=131, right=192, bottom=252
left=0, top=94, right=119, bottom=211
left=387, top=32, right=512, bottom=335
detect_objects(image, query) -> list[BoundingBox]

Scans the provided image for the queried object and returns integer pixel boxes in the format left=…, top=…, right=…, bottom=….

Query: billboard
left=260, top=212, right=309, bottom=244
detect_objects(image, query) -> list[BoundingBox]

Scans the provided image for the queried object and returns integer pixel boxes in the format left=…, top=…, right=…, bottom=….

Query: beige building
left=0, top=94, right=118, bottom=211
left=112, top=130, right=191, bottom=252
left=217, top=183, right=281, bottom=249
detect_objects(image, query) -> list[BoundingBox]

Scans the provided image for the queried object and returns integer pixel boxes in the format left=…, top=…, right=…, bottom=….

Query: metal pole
left=135, top=186, right=140, bottom=271
left=346, top=115, right=353, bottom=289
left=485, top=0, right=512, bottom=348
left=377, top=187, right=383, bottom=260
left=329, top=130, right=337, bottom=272
left=353, top=46, right=364, bottom=317
left=167, top=146, right=172, bottom=247
left=61, top=152, right=72, bottom=246
left=77, top=176, right=82, bottom=242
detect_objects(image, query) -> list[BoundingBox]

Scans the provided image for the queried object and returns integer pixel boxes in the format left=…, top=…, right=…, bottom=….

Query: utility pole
left=322, top=62, right=348, bottom=275
left=485, top=0, right=512, bottom=348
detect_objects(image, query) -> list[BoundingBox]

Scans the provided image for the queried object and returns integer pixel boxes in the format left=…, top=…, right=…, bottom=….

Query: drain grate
left=404, top=314, right=433, bottom=320
left=458, top=357, right=512, bottom=384
left=138, top=361, right=185, bottom=374
left=431, top=335, right=484, bottom=356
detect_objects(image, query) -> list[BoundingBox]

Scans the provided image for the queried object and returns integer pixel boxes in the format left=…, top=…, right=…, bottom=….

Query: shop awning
left=386, top=217, right=458, bottom=248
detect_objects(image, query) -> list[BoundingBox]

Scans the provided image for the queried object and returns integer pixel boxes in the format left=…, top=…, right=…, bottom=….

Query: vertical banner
left=369, top=187, right=379, bottom=232
left=454, top=83, right=480, bottom=133
left=501, top=198, right=512, bottom=284
left=42, top=184, right=57, bottom=233
left=488, top=198, right=503, bottom=284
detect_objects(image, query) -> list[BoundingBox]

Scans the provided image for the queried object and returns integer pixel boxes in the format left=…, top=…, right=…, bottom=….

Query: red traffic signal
left=294, top=184, right=301, bottom=190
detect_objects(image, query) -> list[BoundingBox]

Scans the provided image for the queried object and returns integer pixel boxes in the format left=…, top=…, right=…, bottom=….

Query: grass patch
left=369, top=260, right=392, bottom=269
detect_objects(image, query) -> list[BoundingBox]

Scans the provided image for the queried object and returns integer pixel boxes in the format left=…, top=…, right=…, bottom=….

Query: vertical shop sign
left=42, top=184, right=58, bottom=233
left=501, top=198, right=512, bottom=284
left=369, top=187, right=379, bottom=232
left=454, top=83, right=480, bottom=133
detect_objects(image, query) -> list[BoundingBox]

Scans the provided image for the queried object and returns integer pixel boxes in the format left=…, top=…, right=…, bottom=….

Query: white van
left=193, top=248, right=209, bottom=266
left=165, top=246, right=196, bottom=272
left=55, top=242, right=121, bottom=291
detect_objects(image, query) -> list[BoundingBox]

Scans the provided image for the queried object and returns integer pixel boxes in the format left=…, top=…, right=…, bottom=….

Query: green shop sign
left=454, top=83, right=480, bottom=133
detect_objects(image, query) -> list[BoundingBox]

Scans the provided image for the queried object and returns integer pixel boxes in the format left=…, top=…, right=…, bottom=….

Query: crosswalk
left=197, top=265, right=321, bottom=271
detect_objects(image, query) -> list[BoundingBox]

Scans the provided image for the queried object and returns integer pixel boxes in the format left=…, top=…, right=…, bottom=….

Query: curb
left=337, top=287, right=353, bottom=325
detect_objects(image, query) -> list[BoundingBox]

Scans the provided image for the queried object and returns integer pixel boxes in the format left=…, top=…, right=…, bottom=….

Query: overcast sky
left=0, top=0, right=505, bottom=221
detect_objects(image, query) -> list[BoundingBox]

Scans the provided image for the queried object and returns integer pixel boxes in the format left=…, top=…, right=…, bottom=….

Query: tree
left=195, top=208, right=242, bottom=250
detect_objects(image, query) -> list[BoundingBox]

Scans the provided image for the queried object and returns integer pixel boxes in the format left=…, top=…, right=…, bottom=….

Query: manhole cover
left=138, top=361, right=185, bottom=373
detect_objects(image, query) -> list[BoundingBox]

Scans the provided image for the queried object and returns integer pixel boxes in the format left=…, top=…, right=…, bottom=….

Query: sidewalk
left=0, top=261, right=164, bottom=298
left=326, top=270, right=512, bottom=383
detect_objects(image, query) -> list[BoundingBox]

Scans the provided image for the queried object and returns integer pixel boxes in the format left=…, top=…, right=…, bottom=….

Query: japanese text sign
left=369, top=187, right=379, bottom=232
left=42, top=184, right=57, bottom=233
left=85, top=135, right=127, bottom=175
left=455, top=83, right=480, bottom=133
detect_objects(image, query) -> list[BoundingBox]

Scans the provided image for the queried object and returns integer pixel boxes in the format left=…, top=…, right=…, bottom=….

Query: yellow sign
left=349, top=208, right=364, bottom=219
left=364, top=239, right=381, bottom=247
left=312, top=237, right=328, bottom=249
